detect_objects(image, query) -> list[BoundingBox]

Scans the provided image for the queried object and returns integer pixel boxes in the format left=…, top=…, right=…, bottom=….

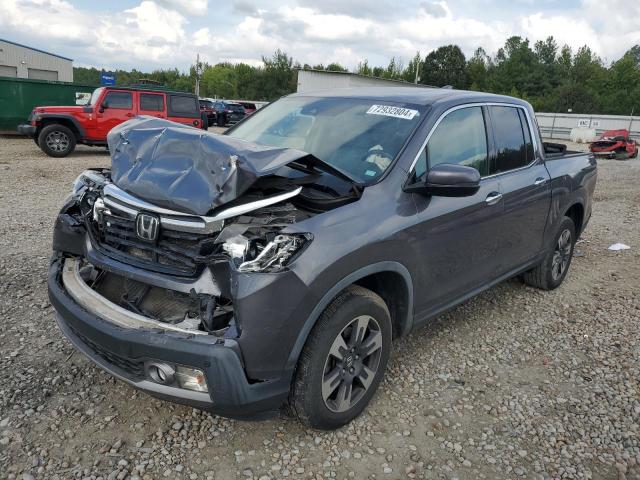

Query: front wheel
left=38, top=124, right=76, bottom=157
left=523, top=216, right=576, bottom=290
left=291, top=285, right=392, bottom=430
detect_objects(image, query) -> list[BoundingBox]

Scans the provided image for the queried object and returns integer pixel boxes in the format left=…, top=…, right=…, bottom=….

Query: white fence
left=536, top=112, right=640, bottom=140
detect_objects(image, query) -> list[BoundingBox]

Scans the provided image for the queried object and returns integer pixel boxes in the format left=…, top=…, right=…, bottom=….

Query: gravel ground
left=0, top=136, right=638, bottom=480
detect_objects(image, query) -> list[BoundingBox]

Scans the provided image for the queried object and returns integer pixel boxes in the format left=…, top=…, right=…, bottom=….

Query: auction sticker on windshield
left=366, top=105, right=419, bottom=120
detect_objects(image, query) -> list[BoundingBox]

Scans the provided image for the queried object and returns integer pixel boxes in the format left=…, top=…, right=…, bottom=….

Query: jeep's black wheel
left=524, top=216, right=576, bottom=290
left=216, top=114, right=226, bottom=127
left=38, top=124, right=76, bottom=157
left=291, top=285, right=392, bottom=430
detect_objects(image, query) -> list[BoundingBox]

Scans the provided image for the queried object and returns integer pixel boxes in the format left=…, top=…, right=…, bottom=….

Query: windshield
left=89, top=87, right=105, bottom=106
left=227, top=96, right=424, bottom=183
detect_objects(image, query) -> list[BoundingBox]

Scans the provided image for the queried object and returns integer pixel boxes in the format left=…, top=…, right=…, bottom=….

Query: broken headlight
left=223, top=233, right=311, bottom=273
left=72, top=170, right=107, bottom=198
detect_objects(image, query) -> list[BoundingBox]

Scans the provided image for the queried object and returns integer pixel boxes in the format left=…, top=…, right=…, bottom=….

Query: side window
left=140, top=93, right=164, bottom=112
left=517, top=109, right=535, bottom=163
left=489, top=106, right=528, bottom=174
left=168, top=95, right=199, bottom=118
left=414, top=106, right=488, bottom=177
left=104, top=91, right=132, bottom=109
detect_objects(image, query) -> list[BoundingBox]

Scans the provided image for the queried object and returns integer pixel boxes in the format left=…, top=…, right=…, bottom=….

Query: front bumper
left=18, top=124, right=36, bottom=137
left=48, top=256, right=291, bottom=419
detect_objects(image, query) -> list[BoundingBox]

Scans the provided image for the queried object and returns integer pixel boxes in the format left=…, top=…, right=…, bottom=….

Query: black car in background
left=212, top=101, right=245, bottom=126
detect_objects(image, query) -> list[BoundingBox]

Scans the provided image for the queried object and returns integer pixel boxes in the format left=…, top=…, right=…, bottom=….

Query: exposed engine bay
left=60, top=168, right=327, bottom=337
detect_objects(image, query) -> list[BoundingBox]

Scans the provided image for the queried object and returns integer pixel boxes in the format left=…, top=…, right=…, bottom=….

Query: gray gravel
left=0, top=136, right=639, bottom=480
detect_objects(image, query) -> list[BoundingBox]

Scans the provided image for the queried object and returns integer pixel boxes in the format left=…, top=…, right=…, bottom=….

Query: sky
left=0, top=0, right=638, bottom=72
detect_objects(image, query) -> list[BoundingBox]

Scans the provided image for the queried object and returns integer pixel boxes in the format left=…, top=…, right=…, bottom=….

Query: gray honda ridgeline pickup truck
left=48, top=88, right=597, bottom=429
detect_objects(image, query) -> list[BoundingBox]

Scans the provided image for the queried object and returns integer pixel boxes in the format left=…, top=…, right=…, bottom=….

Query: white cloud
left=521, top=13, right=600, bottom=57
left=0, top=0, right=637, bottom=72
left=153, top=0, right=208, bottom=16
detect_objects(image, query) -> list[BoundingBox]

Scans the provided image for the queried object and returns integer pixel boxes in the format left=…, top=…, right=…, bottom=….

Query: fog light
left=146, top=362, right=175, bottom=385
left=174, top=366, right=208, bottom=392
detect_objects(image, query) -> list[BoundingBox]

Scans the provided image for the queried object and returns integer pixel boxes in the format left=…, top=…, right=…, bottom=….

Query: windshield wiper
left=288, top=155, right=364, bottom=187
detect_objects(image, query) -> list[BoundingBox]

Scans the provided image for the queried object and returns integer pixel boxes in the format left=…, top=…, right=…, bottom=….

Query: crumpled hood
left=107, top=116, right=312, bottom=216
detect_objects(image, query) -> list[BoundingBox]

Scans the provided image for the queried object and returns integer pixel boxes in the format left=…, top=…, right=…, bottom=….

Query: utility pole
left=414, top=53, right=421, bottom=84
left=195, top=53, right=201, bottom=97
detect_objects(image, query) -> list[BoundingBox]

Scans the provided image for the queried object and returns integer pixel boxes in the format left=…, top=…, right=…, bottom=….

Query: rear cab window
left=488, top=105, right=532, bottom=174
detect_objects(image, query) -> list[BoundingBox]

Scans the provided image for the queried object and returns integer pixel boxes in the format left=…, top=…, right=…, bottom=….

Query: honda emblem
left=135, top=213, right=159, bottom=242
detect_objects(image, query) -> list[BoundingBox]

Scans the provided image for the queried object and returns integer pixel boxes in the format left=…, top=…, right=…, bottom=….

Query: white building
left=297, top=69, right=428, bottom=93
left=0, top=38, right=73, bottom=82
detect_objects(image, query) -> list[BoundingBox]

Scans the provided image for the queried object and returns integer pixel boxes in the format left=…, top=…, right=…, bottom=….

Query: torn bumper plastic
left=48, top=256, right=292, bottom=418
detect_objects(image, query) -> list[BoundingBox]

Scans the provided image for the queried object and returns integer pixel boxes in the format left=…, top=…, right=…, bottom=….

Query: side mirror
left=406, top=163, right=481, bottom=197
left=99, top=101, right=108, bottom=113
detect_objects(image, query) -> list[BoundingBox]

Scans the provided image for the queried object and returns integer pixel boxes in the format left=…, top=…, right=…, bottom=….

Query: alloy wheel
left=551, top=229, right=572, bottom=281
left=322, top=315, right=383, bottom=413
left=45, top=131, right=70, bottom=152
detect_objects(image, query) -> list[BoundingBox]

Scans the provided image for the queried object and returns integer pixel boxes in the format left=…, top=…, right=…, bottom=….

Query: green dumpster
left=0, top=77, right=97, bottom=133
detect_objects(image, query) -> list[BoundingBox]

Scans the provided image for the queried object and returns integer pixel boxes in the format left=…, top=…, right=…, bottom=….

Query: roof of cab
left=289, top=87, right=529, bottom=109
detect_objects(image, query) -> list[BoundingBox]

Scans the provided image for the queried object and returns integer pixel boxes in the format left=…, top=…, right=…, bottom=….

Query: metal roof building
left=296, top=69, right=429, bottom=93
left=0, top=38, right=73, bottom=82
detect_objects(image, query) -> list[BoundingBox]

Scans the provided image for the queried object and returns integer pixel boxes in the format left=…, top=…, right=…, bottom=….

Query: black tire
left=217, top=114, right=226, bottom=127
left=38, top=124, right=76, bottom=157
left=523, top=216, right=576, bottom=290
left=291, top=285, right=392, bottom=430
left=631, top=148, right=638, bottom=159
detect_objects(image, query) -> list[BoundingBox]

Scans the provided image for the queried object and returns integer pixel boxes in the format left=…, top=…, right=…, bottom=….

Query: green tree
left=402, top=52, right=422, bottom=83
left=326, top=62, right=348, bottom=72
left=355, top=59, right=372, bottom=76
left=466, top=47, right=489, bottom=91
left=601, top=48, right=640, bottom=115
left=420, top=45, right=467, bottom=88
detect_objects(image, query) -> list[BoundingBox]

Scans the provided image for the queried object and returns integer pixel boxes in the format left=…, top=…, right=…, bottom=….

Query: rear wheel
left=216, top=114, right=226, bottom=127
left=38, top=124, right=76, bottom=157
left=291, top=286, right=392, bottom=430
left=523, top=216, right=576, bottom=290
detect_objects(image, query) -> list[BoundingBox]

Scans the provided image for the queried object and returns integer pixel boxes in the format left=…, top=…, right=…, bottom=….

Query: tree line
left=73, top=36, right=640, bottom=115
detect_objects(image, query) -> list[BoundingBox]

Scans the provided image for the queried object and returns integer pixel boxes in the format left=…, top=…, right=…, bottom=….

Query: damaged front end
left=56, top=167, right=314, bottom=337
left=48, top=117, right=360, bottom=415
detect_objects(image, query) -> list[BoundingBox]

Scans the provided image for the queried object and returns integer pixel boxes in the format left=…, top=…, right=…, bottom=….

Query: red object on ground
left=590, top=129, right=638, bottom=159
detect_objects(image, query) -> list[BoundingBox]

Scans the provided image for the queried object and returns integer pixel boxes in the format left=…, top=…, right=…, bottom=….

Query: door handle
left=534, top=177, right=547, bottom=186
left=485, top=192, right=502, bottom=205
left=126, top=113, right=134, bottom=117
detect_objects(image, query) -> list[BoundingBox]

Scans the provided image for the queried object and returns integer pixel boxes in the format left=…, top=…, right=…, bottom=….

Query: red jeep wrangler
left=18, top=86, right=206, bottom=157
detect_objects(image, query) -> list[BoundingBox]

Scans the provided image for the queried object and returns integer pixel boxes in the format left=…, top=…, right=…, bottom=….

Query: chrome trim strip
left=102, top=184, right=303, bottom=234
left=407, top=102, right=541, bottom=177
left=62, top=258, right=209, bottom=336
